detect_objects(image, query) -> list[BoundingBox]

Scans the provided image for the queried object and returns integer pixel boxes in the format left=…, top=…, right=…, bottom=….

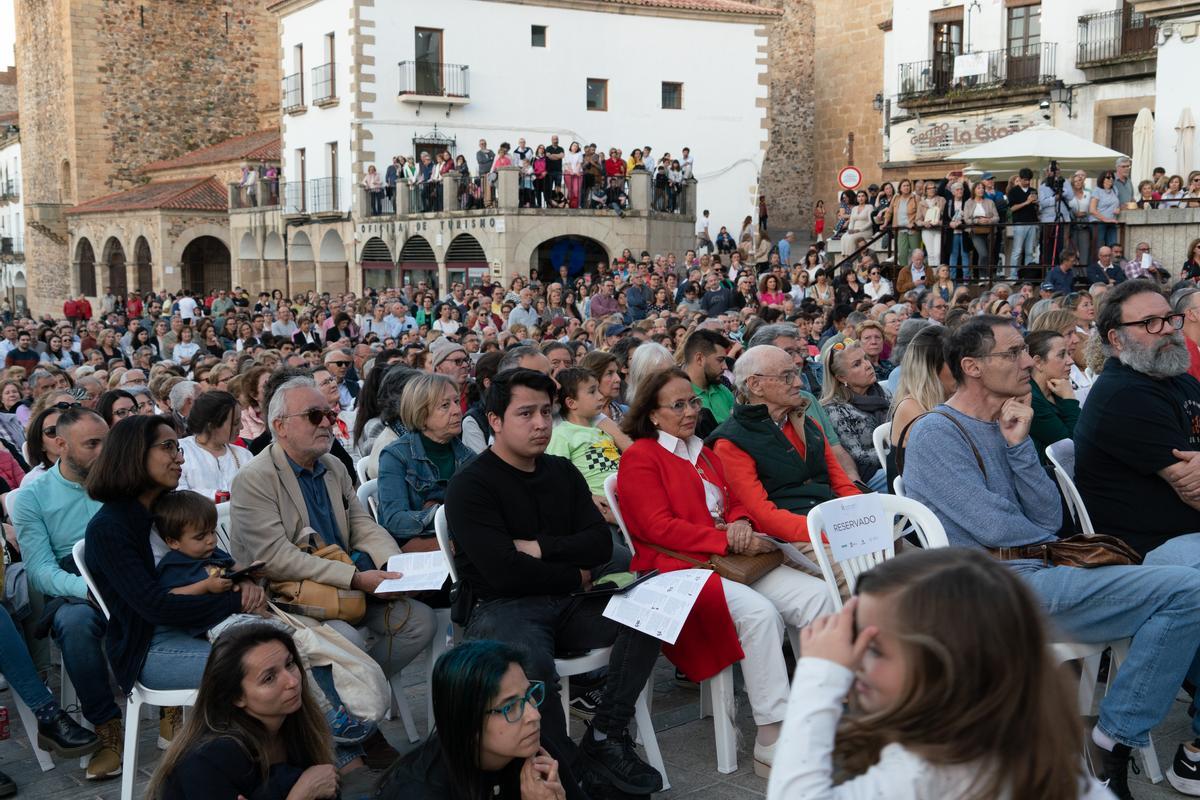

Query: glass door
left=415, top=28, right=443, bottom=95
left=932, top=21, right=962, bottom=93
left=1006, top=5, right=1042, bottom=87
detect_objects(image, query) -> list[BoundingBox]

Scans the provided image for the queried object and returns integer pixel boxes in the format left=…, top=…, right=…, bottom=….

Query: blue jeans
left=1093, top=221, right=1119, bottom=248
left=1008, top=224, right=1038, bottom=269
left=52, top=602, right=122, bottom=725
left=137, top=626, right=211, bottom=690
left=949, top=233, right=969, bottom=280
left=310, top=666, right=367, bottom=770
left=0, top=605, right=54, bottom=714
left=1018, top=560, right=1200, bottom=747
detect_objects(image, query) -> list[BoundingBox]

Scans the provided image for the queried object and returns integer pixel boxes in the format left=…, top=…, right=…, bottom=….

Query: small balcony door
left=931, top=20, right=962, bottom=94
left=415, top=28, right=443, bottom=95
left=1006, top=4, right=1042, bottom=86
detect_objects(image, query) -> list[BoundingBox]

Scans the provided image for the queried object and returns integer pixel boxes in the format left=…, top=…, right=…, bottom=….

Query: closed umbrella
left=1177, top=107, right=1196, bottom=178
left=1131, top=107, right=1155, bottom=186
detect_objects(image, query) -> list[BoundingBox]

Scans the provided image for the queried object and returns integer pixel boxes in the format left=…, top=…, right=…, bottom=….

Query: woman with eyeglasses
left=96, top=389, right=138, bottom=427
left=1089, top=171, right=1121, bottom=249
left=616, top=367, right=828, bottom=777
left=1181, top=237, right=1200, bottom=282
left=863, top=264, right=893, bottom=302
left=83, top=415, right=267, bottom=702
left=821, top=340, right=892, bottom=493
left=378, top=639, right=579, bottom=800
left=25, top=401, right=76, bottom=479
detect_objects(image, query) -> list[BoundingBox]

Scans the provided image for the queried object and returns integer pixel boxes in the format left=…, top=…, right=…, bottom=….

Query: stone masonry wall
left=16, top=0, right=279, bottom=315
left=0, top=68, right=16, bottom=114
left=756, top=0, right=816, bottom=239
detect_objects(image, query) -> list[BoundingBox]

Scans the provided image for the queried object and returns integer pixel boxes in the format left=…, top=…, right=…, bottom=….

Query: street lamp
left=872, top=93, right=884, bottom=112
left=1049, top=80, right=1074, bottom=119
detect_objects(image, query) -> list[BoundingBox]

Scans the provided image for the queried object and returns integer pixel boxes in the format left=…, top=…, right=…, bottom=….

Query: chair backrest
left=603, top=474, right=636, bottom=555
left=805, top=495, right=948, bottom=610
left=871, top=422, right=892, bottom=474
left=355, top=457, right=370, bottom=486
left=1045, top=440, right=1094, bottom=535
left=71, top=538, right=112, bottom=620
left=3, top=488, right=19, bottom=521
left=356, top=478, right=379, bottom=522
left=433, top=505, right=459, bottom=583
left=215, top=500, right=232, bottom=552
left=892, top=474, right=906, bottom=498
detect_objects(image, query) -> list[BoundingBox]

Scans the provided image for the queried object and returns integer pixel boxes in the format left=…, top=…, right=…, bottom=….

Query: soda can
left=215, top=491, right=231, bottom=504
left=0, top=706, right=9, bottom=740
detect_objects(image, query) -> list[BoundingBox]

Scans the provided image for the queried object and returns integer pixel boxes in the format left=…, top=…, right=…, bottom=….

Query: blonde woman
left=916, top=182, right=945, bottom=267
left=821, top=340, right=892, bottom=492
left=888, top=326, right=953, bottom=488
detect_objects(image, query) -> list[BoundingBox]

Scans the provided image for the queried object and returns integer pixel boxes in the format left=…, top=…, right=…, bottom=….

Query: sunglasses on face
left=282, top=407, right=339, bottom=426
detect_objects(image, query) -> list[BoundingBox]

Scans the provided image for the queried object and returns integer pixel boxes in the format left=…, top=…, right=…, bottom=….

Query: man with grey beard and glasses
left=1075, top=279, right=1200, bottom=562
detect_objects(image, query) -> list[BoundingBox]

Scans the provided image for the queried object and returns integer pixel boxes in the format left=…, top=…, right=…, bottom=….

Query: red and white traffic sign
left=838, top=166, right=862, bottom=190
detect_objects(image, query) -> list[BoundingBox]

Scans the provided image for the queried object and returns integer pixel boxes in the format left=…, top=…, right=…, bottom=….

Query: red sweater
left=617, top=438, right=745, bottom=681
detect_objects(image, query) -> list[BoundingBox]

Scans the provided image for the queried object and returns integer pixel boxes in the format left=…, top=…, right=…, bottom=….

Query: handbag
left=972, top=224, right=991, bottom=236
left=267, top=603, right=390, bottom=722
left=268, top=529, right=367, bottom=625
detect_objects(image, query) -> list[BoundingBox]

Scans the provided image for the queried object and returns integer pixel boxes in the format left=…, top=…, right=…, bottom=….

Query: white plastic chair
left=214, top=500, right=232, bottom=551
left=355, top=457, right=370, bottom=486
left=804, top=495, right=949, bottom=609
left=1046, top=439, right=1095, bottom=534
left=356, top=478, right=379, bottom=522
left=871, top=422, right=891, bottom=474
left=434, top=506, right=668, bottom=787
left=73, top=539, right=198, bottom=800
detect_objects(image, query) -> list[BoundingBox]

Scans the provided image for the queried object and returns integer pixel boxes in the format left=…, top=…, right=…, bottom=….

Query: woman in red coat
left=616, top=368, right=834, bottom=778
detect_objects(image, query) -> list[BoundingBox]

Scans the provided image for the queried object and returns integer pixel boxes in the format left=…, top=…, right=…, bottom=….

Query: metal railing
left=1077, top=8, right=1157, bottom=65
left=360, top=184, right=396, bottom=217
left=898, top=43, right=1057, bottom=100
left=398, top=61, right=470, bottom=99
left=0, top=236, right=22, bottom=256
left=312, top=62, right=335, bottom=103
left=0, top=178, right=16, bottom=201
left=282, top=180, right=306, bottom=215
left=306, top=177, right=343, bottom=214
left=229, top=179, right=280, bottom=210
left=281, top=72, right=304, bottom=112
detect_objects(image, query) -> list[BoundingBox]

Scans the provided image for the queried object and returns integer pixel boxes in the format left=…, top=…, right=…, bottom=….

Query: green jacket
left=1030, top=380, right=1080, bottom=463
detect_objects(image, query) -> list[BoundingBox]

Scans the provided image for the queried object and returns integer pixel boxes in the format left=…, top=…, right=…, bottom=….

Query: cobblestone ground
left=0, top=659, right=1186, bottom=799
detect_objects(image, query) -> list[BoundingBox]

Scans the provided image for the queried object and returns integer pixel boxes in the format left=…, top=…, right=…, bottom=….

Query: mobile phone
left=949, top=170, right=963, bottom=179
left=853, top=480, right=874, bottom=494
left=224, top=561, right=266, bottom=581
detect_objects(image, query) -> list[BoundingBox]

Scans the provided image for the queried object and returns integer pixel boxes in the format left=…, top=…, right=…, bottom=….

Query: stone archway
left=290, top=231, right=316, bottom=293
left=398, top=235, right=437, bottom=289
left=75, top=238, right=97, bottom=297
left=445, top=233, right=489, bottom=288
left=101, top=236, right=127, bottom=297
left=180, top=236, right=231, bottom=295
left=134, top=236, right=153, bottom=293
left=318, top=229, right=348, bottom=294
left=360, top=236, right=394, bottom=292
left=530, top=235, right=610, bottom=283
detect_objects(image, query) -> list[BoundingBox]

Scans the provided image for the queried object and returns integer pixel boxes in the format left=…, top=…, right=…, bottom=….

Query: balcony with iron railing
left=312, top=62, right=336, bottom=105
left=397, top=61, right=470, bottom=106
left=229, top=179, right=280, bottom=211
left=0, top=178, right=17, bottom=202
left=897, top=43, right=1057, bottom=110
left=0, top=236, right=23, bottom=258
left=282, top=72, right=304, bottom=113
left=1077, top=8, right=1157, bottom=79
left=279, top=178, right=346, bottom=217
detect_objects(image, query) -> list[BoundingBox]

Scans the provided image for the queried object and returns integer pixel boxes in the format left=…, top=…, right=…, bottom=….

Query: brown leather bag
left=990, top=534, right=1142, bottom=568
left=648, top=543, right=785, bottom=585
left=269, top=530, right=367, bottom=624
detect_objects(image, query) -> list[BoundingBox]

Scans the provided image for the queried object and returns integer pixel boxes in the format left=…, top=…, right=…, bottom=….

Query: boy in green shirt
left=547, top=367, right=624, bottom=522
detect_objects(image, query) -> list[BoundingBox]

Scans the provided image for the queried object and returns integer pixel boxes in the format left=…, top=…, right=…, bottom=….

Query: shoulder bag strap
left=893, top=410, right=987, bottom=477
left=930, top=410, right=987, bottom=477
left=644, top=541, right=712, bottom=570
left=892, top=412, right=926, bottom=477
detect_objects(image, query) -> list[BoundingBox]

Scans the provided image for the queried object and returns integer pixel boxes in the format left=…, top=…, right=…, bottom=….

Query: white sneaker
left=753, top=739, right=776, bottom=778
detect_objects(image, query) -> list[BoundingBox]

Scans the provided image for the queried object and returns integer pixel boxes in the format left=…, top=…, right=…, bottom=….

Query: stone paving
left=0, top=658, right=1187, bottom=799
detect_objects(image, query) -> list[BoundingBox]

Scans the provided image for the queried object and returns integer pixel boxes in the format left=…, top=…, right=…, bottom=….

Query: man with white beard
left=1075, top=279, right=1200, bottom=563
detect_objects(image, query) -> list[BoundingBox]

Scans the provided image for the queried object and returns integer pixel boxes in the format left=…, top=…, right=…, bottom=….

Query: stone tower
left=757, top=0, right=888, bottom=241
left=15, top=0, right=280, bottom=314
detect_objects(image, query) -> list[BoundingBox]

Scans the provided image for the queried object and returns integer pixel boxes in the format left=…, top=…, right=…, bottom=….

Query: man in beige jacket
left=230, top=375, right=436, bottom=708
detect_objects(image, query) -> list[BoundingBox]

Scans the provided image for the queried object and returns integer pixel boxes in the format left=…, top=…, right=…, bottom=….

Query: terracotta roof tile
left=138, top=129, right=281, bottom=175
left=67, top=177, right=228, bottom=215
left=0, top=112, right=17, bottom=127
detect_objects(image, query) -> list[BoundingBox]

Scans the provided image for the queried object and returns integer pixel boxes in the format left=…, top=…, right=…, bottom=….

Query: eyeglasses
left=43, top=425, right=57, bottom=438
left=112, top=406, right=134, bottom=419
left=444, top=355, right=470, bottom=366
left=752, top=369, right=800, bottom=385
left=659, top=397, right=703, bottom=414
left=281, top=407, right=338, bottom=427
left=51, top=401, right=82, bottom=411
left=327, top=360, right=351, bottom=368
left=1116, top=313, right=1185, bottom=335
left=488, top=681, right=546, bottom=724
left=153, top=439, right=182, bottom=456
left=979, top=345, right=1030, bottom=362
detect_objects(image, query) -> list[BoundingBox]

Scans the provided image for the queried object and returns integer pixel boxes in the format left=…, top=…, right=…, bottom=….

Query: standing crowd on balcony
left=360, top=138, right=695, bottom=217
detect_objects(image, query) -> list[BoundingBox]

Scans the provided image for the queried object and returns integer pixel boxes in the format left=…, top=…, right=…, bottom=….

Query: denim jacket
left=377, top=430, right=476, bottom=543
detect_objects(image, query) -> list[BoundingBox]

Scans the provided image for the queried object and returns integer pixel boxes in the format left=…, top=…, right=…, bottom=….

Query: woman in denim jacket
left=377, top=373, right=476, bottom=552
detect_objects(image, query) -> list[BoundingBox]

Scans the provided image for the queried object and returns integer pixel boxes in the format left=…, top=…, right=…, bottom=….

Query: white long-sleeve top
left=767, top=658, right=1115, bottom=800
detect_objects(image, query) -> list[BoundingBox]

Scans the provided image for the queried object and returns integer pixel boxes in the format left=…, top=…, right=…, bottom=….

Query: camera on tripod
left=1048, top=160, right=1065, bottom=194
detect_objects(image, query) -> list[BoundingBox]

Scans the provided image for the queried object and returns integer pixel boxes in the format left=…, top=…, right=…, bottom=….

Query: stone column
left=497, top=166, right=520, bottom=210
left=437, top=261, right=449, bottom=294
left=397, top=181, right=412, bottom=215
left=630, top=171, right=651, bottom=212
left=442, top=173, right=460, bottom=211
left=685, top=179, right=698, bottom=217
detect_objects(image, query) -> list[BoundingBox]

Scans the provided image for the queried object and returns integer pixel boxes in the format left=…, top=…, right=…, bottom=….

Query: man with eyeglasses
left=904, top=314, right=1200, bottom=798
left=445, top=369, right=663, bottom=796
left=431, top=337, right=472, bottom=412
left=1076, top=280, right=1200, bottom=560
left=11, top=407, right=125, bottom=779
left=323, top=349, right=359, bottom=409
left=232, top=376, right=437, bottom=767
left=1123, top=241, right=1165, bottom=283
left=710, top=345, right=862, bottom=550
left=919, top=292, right=948, bottom=326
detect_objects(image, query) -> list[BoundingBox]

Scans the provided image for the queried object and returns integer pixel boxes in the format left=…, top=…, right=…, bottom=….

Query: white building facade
left=880, top=0, right=1158, bottom=181
left=1132, top=1, right=1200, bottom=179
left=270, top=0, right=776, bottom=290
left=0, top=120, right=25, bottom=313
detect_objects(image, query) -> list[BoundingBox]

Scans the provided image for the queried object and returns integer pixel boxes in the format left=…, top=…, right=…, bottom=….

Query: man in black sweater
left=445, top=369, right=663, bottom=796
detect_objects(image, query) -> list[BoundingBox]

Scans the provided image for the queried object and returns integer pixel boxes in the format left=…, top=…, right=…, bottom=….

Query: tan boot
left=85, top=718, right=122, bottom=781
left=157, top=706, right=183, bottom=750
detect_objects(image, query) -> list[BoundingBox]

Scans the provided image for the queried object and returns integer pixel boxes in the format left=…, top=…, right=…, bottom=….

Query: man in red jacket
left=76, top=294, right=93, bottom=323
left=63, top=297, right=79, bottom=325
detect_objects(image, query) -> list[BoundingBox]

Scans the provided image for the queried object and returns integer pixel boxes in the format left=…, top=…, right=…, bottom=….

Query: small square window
left=531, top=25, right=547, bottom=47
left=662, top=82, right=683, bottom=110
left=586, top=78, right=608, bottom=111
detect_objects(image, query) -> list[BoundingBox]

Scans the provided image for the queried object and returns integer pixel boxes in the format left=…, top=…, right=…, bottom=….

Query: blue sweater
left=84, top=498, right=240, bottom=692
left=903, top=405, right=1061, bottom=549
